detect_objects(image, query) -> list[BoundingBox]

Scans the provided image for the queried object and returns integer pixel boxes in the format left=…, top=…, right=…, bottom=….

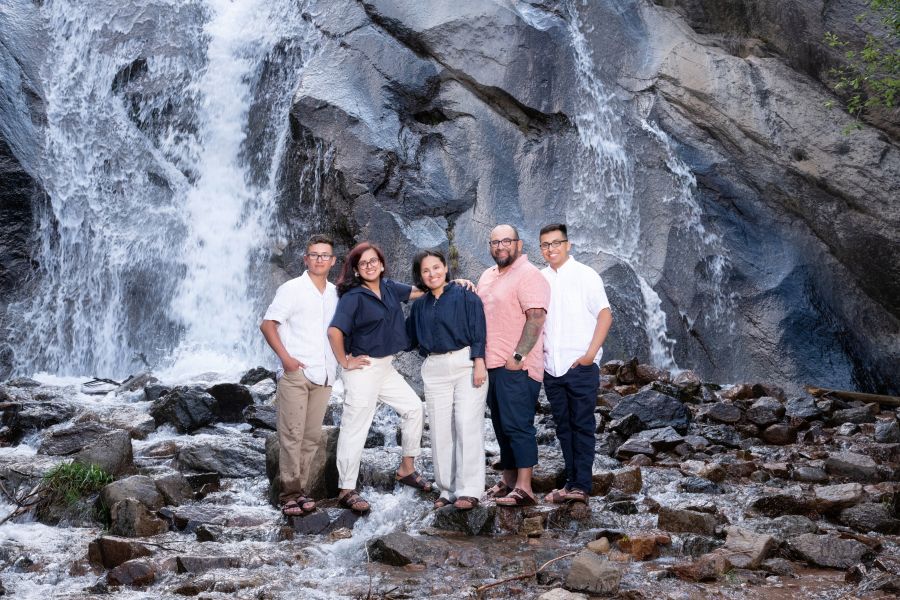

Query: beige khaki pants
left=422, top=347, right=487, bottom=500
left=336, top=356, right=424, bottom=490
left=276, top=369, right=331, bottom=504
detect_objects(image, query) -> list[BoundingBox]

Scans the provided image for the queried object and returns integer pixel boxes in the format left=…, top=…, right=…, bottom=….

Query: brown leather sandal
left=281, top=500, right=306, bottom=517
left=433, top=497, right=452, bottom=509
left=395, top=470, right=433, bottom=492
left=564, top=488, right=589, bottom=503
left=485, top=480, right=513, bottom=498
left=495, top=487, right=537, bottom=507
left=338, top=490, right=371, bottom=514
left=454, top=496, right=479, bottom=510
left=543, top=488, right=569, bottom=504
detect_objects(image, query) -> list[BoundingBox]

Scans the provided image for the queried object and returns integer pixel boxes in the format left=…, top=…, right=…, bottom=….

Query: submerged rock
left=565, top=550, right=621, bottom=595
left=785, top=533, right=873, bottom=569
left=149, top=387, right=217, bottom=433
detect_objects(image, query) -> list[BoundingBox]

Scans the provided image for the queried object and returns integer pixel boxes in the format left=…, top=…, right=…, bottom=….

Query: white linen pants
left=336, top=355, right=424, bottom=490
left=422, top=347, right=487, bottom=501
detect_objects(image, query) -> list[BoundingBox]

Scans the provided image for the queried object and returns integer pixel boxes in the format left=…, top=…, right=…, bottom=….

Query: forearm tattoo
left=515, top=308, right=546, bottom=356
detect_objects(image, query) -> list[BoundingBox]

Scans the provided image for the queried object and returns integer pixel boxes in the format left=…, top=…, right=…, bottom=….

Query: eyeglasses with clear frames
left=488, top=238, right=519, bottom=248
left=306, top=253, right=334, bottom=261
left=539, top=239, right=568, bottom=250
left=358, top=257, right=381, bottom=269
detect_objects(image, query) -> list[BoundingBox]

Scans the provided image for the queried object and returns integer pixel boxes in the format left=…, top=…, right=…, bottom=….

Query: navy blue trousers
left=487, top=367, right=541, bottom=469
left=543, top=363, right=599, bottom=493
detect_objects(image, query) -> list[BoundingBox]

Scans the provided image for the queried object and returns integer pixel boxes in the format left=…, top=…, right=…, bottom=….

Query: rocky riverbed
left=1, top=360, right=898, bottom=599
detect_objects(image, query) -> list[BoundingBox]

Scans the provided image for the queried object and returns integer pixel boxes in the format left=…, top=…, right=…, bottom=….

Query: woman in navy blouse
left=407, top=250, right=488, bottom=510
left=327, top=242, right=432, bottom=514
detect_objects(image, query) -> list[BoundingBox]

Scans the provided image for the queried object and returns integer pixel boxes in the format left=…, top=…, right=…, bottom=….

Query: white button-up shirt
left=263, top=271, right=339, bottom=385
left=542, top=257, right=611, bottom=378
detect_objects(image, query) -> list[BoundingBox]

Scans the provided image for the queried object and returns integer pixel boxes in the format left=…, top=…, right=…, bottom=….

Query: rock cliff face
left=0, top=0, right=896, bottom=392
left=279, top=0, right=898, bottom=393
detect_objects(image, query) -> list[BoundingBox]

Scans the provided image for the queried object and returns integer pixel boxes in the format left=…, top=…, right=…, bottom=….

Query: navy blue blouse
left=406, top=282, right=486, bottom=359
left=329, top=279, right=413, bottom=358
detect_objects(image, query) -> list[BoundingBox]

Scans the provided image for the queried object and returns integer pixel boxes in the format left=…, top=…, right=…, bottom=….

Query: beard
left=492, top=248, right=519, bottom=268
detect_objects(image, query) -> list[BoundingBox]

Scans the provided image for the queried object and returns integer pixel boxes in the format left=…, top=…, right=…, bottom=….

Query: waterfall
left=9, top=0, right=319, bottom=379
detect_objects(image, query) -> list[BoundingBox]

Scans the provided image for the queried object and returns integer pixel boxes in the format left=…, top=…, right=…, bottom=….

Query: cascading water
left=8, top=0, right=320, bottom=380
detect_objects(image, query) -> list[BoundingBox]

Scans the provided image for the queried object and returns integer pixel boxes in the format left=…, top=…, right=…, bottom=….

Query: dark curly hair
left=337, top=241, right=387, bottom=297
left=412, top=249, right=450, bottom=291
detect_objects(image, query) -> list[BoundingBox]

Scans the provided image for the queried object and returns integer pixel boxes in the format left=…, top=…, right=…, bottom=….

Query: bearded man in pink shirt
left=477, top=224, right=550, bottom=506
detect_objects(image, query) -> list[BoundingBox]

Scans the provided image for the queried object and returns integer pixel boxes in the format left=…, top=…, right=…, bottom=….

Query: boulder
left=746, top=515, right=818, bottom=544
left=153, top=472, right=194, bottom=506
left=722, top=527, right=775, bottom=569
left=784, top=396, right=823, bottom=421
left=248, top=379, right=277, bottom=404
left=143, top=383, right=171, bottom=403
left=205, top=383, right=253, bottom=422
left=609, top=390, right=691, bottom=434
left=239, top=367, right=275, bottom=386
left=109, top=499, right=169, bottom=538
left=106, top=558, right=156, bottom=586
left=1, top=401, right=77, bottom=444
left=875, top=419, right=900, bottom=443
left=696, top=425, right=742, bottom=449
left=367, top=532, right=429, bottom=566
left=839, top=503, right=900, bottom=534
left=813, top=483, right=865, bottom=513
left=176, top=555, right=242, bottom=573
left=785, top=534, right=873, bottom=569
left=101, top=476, right=164, bottom=511
left=679, top=477, right=723, bottom=495
left=175, top=436, right=265, bottom=478
left=73, top=430, right=135, bottom=477
left=564, top=550, right=621, bottom=595
left=750, top=491, right=810, bottom=516
left=703, top=402, right=742, bottom=424
left=243, top=405, right=276, bottom=430
left=670, top=550, right=731, bottom=582
left=634, top=426, right=684, bottom=450
left=432, top=504, right=495, bottom=536
left=673, top=370, right=702, bottom=396
left=149, top=387, right=217, bottom=433
left=614, top=437, right=655, bottom=460
left=657, top=506, right=721, bottom=536
left=825, top=451, right=880, bottom=482
left=831, top=405, right=877, bottom=425
left=88, top=535, right=154, bottom=569
left=760, top=423, right=796, bottom=445
left=38, top=421, right=112, bottom=455
left=610, top=466, right=642, bottom=494
left=745, top=397, right=785, bottom=427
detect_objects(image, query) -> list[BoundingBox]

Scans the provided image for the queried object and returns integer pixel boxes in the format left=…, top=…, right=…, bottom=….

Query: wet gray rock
left=813, top=483, right=865, bottom=513
left=109, top=498, right=169, bottom=538
left=149, top=387, right=217, bottom=433
left=657, top=506, right=721, bottom=536
left=746, top=397, right=784, bottom=427
left=239, top=367, right=275, bottom=386
left=723, top=527, right=775, bottom=570
left=839, top=503, right=900, bottom=534
left=176, top=555, right=242, bottom=573
left=37, top=421, right=112, bottom=455
left=248, top=379, right=277, bottom=404
left=143, top=383, right=171, bottom=403
left=825, top=451, right=880, bottom=482
left=875, top=419, right=900, bottom=443
left=367, top=532, right=434, bottom=567
left=609, top=390, right=691, bottom=434
left=243, top=404, right=276, bottom=430
left=635, top=426, right=684, bottom=451
left=614, top=437, right=655, bottom=460
left=101, top=476, right=164, bottom=512
left=750, top=491, right=811, bottom=517
left=760, top=423, right=796, bottom=446
left=175, top=436, right=265, bottom=478
left=609, top=413, right=642, bottom=437
left=703, top=402, right=742, bottom=424
left=153, top=472, right=194, bottom=506
left=696, top=425, right=742, bottom=449
left=73, top=430, right=135, bottom=477
left=681, top=534, right=724, bottom=558
left=746, top=515, right=818, bottom=544
left=678, top=477, right=723, bottom=495
left=432, top=504, right=495, bottom=535
left=206, top=383, right=253, bottom=422
left=673, top=370, right=702, bottom=396
left=793, top=466, right=828, bottom=483
left=106, top=558, right=156, bottom=586
left=836, top=422, right=860, bottom=436
left=785, top=534, right=873, bottom=569
left=88, top=535, right=154, bottom=569
left=831, top=405, right=877, bottom=425
left=0, top=400, right=77, bottom=444
left=565, top=550, right=621, bottom=595
left=286, top=510, right=332, bottom=535
left=784, top=396, right=823, bottom=421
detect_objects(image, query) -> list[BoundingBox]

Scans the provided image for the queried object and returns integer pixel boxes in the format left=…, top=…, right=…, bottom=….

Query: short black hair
left=412, top=249, right=449, bottom=291
left=539, top=223, right=567, bottom=237
left=305, top=234, right=334, bottom=251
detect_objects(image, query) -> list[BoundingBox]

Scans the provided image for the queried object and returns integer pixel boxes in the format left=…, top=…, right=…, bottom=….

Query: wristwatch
left=512, top=352, right=524, bottom=363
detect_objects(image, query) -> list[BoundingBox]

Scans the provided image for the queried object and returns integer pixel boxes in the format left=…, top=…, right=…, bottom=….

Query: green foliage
left=825, top=0, right=899, bottom=127
left=42, top=462, right=113, bottom=506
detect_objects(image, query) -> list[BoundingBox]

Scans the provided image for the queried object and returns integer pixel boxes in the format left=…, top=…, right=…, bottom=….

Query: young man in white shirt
left=539, top=223, right=613, bottom=504
left=260, top=235, right=338, bottom=517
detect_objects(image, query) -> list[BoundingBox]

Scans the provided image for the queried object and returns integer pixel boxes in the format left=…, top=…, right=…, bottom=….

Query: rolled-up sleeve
left=466, top=291, right=486, bottom=359
left=329, top=294, right=357, bottom=336
left=517, top=268, right=550, bottom=313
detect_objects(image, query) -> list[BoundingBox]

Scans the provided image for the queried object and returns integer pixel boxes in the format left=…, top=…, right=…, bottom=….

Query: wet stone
left=102, top=476, right=164, bottom=512
left=248, top=378, right=276, bottom=404
left=176, top=555, right=242, bottom=573
left=793, top=465, right=828, bottom=483
left=703, top=402, right=742, bottom=424
left=760, top=423, right=796, bottom=445
left=831, top=405, right=877, bottom=425
left=723, top=527, right=775, bottom=569
left=609, top=390, right=691, bottom=434
left=670, top=549, right=731, bottom=582
left=288, top=510, right=332, bottom=535
left=681, top=535, right=723, bottom=558
left=785, top=534, right=873, bottom=569
left=679, top=477, right=723, bottom=494
left=697, top=425, right=742, bottom=448
left=875, top=419, right=900, bottom=443
left=239, top=366, right=275, bottom=386
left=825, top=451, right=880, bottom=482
left=88, top=536, right=154, bottom=569
left=149, top=387, right=217, bottom=433
left=73, top=429, right=135, bottom=477
left=37, top=421, right=112, bottom=455
left=657, top=507, right=720, bottom=536
left=813, top=482, right=865, bottom=513
left=367, top=532, right=430, bottom=567
left=750, top=491, right=810, bottom=516
left=839, top=502, right=900, bottom=534
left=614, top=437, right=655, bottom=460
left=432, top=504, right=495, bottom=536
left=565, top=550, right=621, bottom=595
left=107, top=558, right=156, bottom=587
left=784, top=396, right=823, bottom=421
left=746, top=515, right=818, bottom=543
left=611, top=466, right=642, bottom=494
left=110, top=499, right=169, bottom=538
left=143, top=383, right=171, bottom=403
left=628, top=454, right=653, bottom=467
left=243, top=405, right=276, bottom=430
left=154, top=472, right=194, bottom=506
left=609, top=413, right=642, bottom=437
left=746, top=397, right=784, bottom=427
left=837, top=423, right=860, bottom=436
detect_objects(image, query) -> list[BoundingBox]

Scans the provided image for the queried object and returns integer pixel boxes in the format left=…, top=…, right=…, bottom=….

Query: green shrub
left=42, top=462, right=113, bottom=506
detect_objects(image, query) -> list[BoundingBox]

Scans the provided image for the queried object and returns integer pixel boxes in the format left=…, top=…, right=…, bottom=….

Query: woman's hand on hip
left=344, top=354, right=371, bottom=370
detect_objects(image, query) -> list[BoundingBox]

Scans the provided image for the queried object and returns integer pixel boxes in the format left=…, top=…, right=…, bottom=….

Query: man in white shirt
left=538, top=223, right=613, bottom=504
left=260, top=235, right=339, bottom=517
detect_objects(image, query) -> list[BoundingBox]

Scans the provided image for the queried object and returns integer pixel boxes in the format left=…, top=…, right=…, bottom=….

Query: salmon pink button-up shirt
left=477, top=254, right=551, bottom=382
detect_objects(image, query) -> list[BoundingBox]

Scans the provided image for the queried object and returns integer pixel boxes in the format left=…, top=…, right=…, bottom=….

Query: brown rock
left=723, top=527, right=775, bottom=569
left=618, top=534, right=659, bottom=561
left=670, top=550, right=731, bottom=582
left=657, top=507, right=721, bottom=536
left=760, top=423, right=796, bottom=445
left=109, top=499, right=169, bottom=538
left=611, top=467, right=642, bottom=494
left=106, top=558, right=156, bottom=587
left=87, top=536, right=153, bottom=569
left=591, top=471, right=614, bottom=496
left=698, top=462, right=726, bottom=483
left=587, top=537, right=610, bottom=554
left=813, top=483, right=865, bottom=513
left=565, top=550, right=622, bottom=595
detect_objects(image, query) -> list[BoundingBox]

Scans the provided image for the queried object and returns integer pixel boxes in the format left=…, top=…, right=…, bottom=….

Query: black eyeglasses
left=306, top=253, right=334, bottom=261
left=489, top=238, right=519, bottom=248
left=539, top=239, right=568, bottom=250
